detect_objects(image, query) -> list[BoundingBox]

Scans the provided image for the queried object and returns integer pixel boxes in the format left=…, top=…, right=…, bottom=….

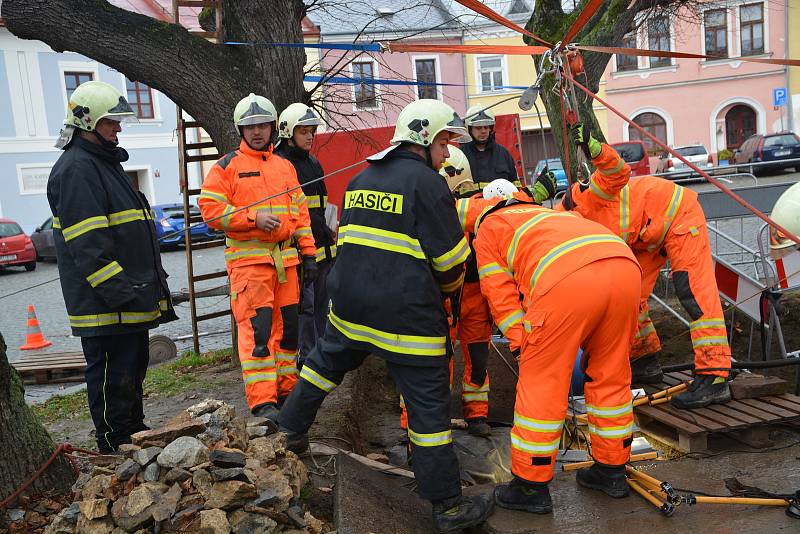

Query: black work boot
left=466, top=417, right=492, bottom=437
left=630, top=353, right=663, bottom=384
left=432, top=493, right=494, bottom=533
left=494, top=477, right=552, bottom=514
left=251, top=402, right=280, bottom=433
left=279, top=428, right=310, bottom=454
left=576, top=462, right=629, bottom=498
left=671, top=374, right=731, bottom=409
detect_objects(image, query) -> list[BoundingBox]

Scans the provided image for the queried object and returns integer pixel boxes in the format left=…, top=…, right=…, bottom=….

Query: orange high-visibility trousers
left=630, top=204, right=731, bottom=378
left=512, top=257, right=639, bottom=483
left=457, top=281, right=492, bottom=419
left=230, top=263, right=300, bottom=411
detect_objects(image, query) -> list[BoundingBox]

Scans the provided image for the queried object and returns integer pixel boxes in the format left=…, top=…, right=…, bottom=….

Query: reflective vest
left=199, top=140, right=315, bottom=273
left=326, top=148, right=470, bottom=364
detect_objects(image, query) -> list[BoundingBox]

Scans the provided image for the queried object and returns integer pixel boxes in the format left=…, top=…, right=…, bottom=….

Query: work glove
left=301, top=255, right=318, bottom=286
left=532, top=167, right=557, bottom=203
left=571, top=122, right=602, bottom=160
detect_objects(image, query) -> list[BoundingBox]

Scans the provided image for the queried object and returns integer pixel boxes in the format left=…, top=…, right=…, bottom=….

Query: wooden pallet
left=11, top=351, right=87, bottom=384
left=634, top=371, right=800, bottom=452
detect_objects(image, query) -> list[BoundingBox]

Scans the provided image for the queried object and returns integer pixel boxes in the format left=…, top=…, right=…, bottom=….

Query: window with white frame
left=414, top=59, right=438, bottom=100
left=478, top=56, right=504, bottom=92
left=740, top=3, right=764, bottom=56
left=647, top=15, right=671, bottom=68
left=352, top=60, right=378, bottom=110
left=125, top=78, right=155, bottom=119
left=704, top=8, right=728, bottom=57
left=616, top=32, right=639, bottom=71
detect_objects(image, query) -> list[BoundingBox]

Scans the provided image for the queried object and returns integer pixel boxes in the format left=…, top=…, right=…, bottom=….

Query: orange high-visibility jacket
left=473, top=203, right=638, bottom=349
left=560, top=144, right=704, bottom=253
left=456, top=190, right=534, bottom=234
left=199, top=140, right=315, bottom=271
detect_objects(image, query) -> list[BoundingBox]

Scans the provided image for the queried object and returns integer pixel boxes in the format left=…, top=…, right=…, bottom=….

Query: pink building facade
left=603, top=0, right=791, bottom=159
left=317, top=36, right=468, bottom=130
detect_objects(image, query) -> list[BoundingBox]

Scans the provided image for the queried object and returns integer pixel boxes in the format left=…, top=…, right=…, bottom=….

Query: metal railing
left=649, top=156, right=800, bottom=180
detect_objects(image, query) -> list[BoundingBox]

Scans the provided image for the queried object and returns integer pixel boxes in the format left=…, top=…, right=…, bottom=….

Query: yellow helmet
left=233, top=93, right=277, bottom=127
left=439, top=145, right=474, bottom=193
left=769, top=181, right=800, bottom=256
left=278, top=103, right=323, bottom=139
left=390, top=99, right=470, bottom=147
left=465, top=104, right=495, bottom=127
left=64, top=81, right=137, bottom=132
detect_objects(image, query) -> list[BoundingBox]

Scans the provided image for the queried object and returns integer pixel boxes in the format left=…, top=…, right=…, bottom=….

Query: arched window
left=725, top=105, right=757, bottom=149
left=630, top=112, right=667, bottom=154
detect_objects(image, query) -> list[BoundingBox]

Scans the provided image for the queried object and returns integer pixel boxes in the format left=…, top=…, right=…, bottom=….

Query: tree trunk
left=3, top=0, right=309, bottom=153
left=0, top=334, right=75, bottom=504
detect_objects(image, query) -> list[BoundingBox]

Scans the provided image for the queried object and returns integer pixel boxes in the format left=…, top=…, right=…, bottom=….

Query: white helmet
left=769, top=181, right=800, bottom=256
left=483, top=179, right=517, bottom=200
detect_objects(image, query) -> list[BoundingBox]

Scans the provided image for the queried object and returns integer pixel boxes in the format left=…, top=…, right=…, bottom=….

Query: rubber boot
left=432, top=493, right=494, bottom=533
left=671, top=374, right=731, bottom=409
left=630, top=353, right=663, bottom=384
left=494, top=477, right=552, bottom=514
left=279, top=428, right=310, bottom=454
left=466, top=417, right=492, bottom=437
left=576, top=462, right=629, bottom=498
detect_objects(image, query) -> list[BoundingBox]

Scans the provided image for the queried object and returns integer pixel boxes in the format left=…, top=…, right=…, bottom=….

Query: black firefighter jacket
left=47, top=136, right=177, bottom=337
left=274, top=142, right=336, bottom=262
left=326, top=148, right=470, bottom=366
left=460, top=136, right=519, bottom=188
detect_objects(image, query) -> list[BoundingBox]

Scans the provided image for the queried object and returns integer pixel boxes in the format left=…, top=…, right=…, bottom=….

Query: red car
left=0, top=218, right=37, bottom=271
left=610, top=140, right=652, bottom=177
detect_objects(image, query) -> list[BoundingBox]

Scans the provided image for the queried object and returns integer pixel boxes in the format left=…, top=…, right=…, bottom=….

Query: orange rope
left=561, top=0, right=604, bottom=46
left=387, top=43, right=550, bottom=55
left=453, top=0, right=552, bottom=47
left=576, top=45, right=800, bottom=67
left=563, top=72, right=800, bottom=247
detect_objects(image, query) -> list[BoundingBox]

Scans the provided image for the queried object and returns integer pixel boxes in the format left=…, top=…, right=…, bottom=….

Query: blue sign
left=773, top=87, right=787, bottom=107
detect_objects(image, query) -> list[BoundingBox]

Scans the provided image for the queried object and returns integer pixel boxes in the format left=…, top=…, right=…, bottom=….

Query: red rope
left=561, top=0, right=604, bottom=46
left=563, top=72, right=800, bottom=247
left=388, top=43, right=550, bottom=55
left=576, top=44, right=800, bottom=67
left=0, top=443, right=99, bottom=510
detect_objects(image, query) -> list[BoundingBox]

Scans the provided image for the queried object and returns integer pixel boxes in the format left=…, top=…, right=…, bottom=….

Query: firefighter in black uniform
left=274, top=104, right=335, bottom=369
left=47, top=81, right=177, bottom=453
left=460, top=103, right=519, bottom=189
left=279, top=100, right=494, bottom=532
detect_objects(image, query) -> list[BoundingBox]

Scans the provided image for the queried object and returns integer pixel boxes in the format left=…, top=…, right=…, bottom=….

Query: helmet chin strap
left=424, top=146, right=434, bottom=169
left=93, top=129, right=119, bottom=150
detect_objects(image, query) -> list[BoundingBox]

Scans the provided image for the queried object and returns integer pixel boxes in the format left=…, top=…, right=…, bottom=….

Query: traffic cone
left=20, top=304, right=53, bottom=350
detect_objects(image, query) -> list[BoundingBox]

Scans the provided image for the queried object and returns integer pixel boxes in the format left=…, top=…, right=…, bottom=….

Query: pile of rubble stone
left=41, top=399, right=327, bottom=534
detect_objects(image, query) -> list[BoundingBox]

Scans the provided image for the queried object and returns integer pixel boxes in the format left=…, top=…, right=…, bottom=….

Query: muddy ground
left=40, top=292, right=800, bottom=528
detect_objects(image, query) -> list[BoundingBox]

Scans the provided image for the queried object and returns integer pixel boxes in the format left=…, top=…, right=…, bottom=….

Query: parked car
left=732, top=132, right=800, bottom=173
left=657, top=144, right=714, bottom=177
left=610, top=141, right=651, bottom=176
left=154, top=203, right=221, bottom=250
left=532, top=158, right=569, bottom=192
left=0, top=218, right=37, bottom=271
left=30, top=217, right=57, bottom=261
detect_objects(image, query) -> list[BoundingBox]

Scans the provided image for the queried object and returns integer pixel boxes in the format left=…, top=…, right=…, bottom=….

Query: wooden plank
left=13, top=355, right=85, bottom=363
left=779, top=392, right=800, bottom=404
left=702, top=404, right=761, bottom=425
left=634, top=405, right=706, bottom=435
left=737, top=398, right=798, bottom=419
left=14, top=364, right=86, bottom=372
left=672, top=371, right=695, bottom=382
left=197, top=309, right=231, bottom=322
left=761, top=396, right=800, bottom=415
left=656, top=404, right=728, bottom=431
left=724, top=399, right=781, bottom=422
left=691, top=406, right=748, bottom=429
left=660, top=375, right=682, bottom=387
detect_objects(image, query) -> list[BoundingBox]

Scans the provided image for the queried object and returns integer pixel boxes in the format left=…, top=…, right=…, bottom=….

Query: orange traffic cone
left=20, top=304, right=53, bottom=350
